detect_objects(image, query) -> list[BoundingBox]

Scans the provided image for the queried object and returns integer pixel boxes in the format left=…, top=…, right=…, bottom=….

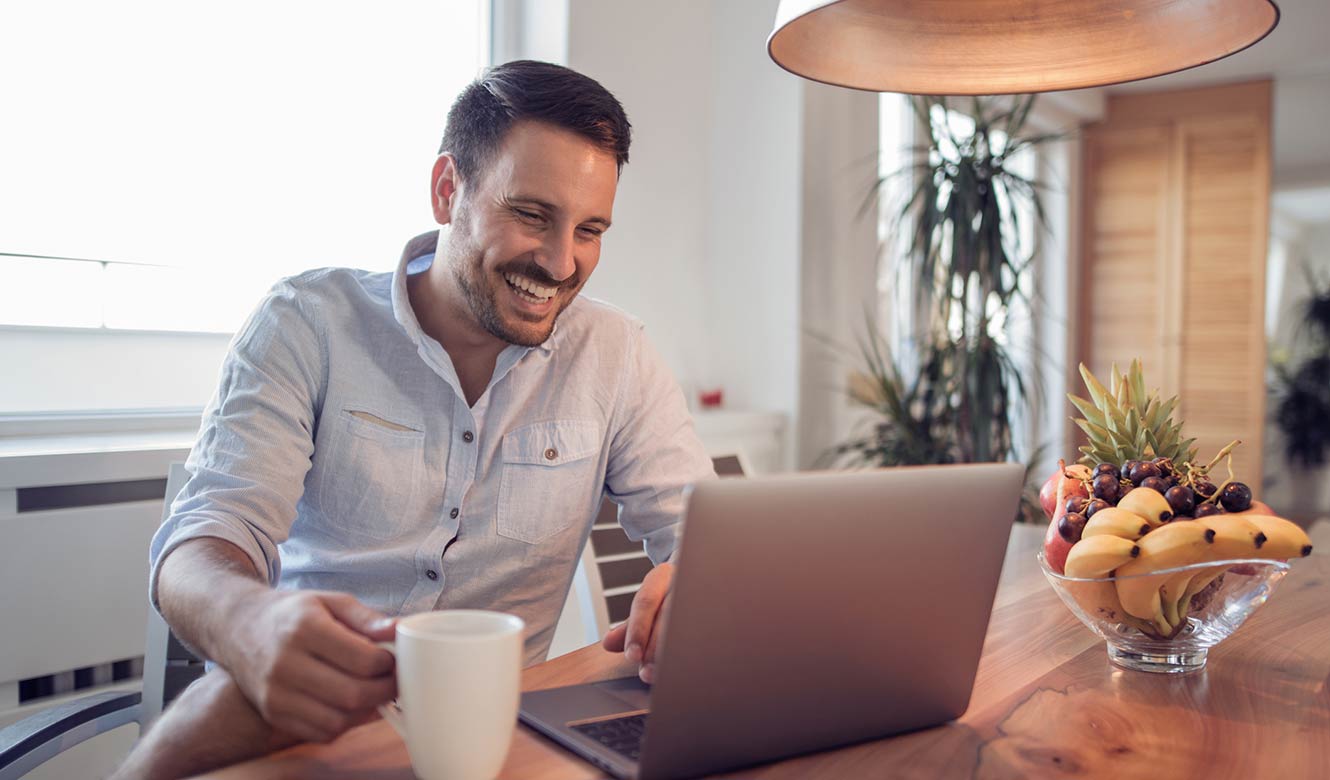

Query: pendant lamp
left=768, top=0, right=1280, bottom=94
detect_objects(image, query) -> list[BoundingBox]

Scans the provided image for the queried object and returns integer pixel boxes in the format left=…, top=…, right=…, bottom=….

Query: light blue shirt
left=149, top=253, right=715, bottom=663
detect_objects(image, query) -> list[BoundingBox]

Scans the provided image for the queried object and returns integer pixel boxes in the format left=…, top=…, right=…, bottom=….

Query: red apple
left=1038, top=470, right=1061, bottom=518
left=1039, top=464, right=1091, bottom=519
left=1041, top=460, right=1088, bottom=574
left=1044, top=506, right=1073, bottom=575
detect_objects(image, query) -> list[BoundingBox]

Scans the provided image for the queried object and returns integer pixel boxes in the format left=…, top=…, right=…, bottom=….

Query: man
left=144, top=59, right=714, bottom=755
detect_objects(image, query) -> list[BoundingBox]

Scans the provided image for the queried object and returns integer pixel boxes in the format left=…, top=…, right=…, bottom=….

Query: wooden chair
left=560, top=452, right=751, bottom=649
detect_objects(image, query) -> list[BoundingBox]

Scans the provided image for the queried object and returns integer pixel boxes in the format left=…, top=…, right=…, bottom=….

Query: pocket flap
left=344, top=408, right=423, bottom=437
left=502, top=420, right=601, bottom=466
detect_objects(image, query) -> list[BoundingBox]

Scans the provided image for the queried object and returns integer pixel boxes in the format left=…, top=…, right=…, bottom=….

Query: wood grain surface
left=193, top=522, right=1330, bottom=780
left=1079, top=81, right=1273, bottom=488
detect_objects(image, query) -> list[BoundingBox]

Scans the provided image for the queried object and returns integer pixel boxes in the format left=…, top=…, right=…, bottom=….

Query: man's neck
left=408, top=264, right=506, bottom=407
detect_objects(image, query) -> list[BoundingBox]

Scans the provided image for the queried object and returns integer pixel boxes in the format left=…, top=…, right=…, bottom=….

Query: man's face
left=433, top=121, right=618, bottom=347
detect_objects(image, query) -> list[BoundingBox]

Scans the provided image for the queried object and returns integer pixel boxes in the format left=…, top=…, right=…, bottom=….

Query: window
left=876, top=95, right=1049, bottom=463
left=0, top=1, right=488, bottom=416
left=0, top=0, right=489, bottom=334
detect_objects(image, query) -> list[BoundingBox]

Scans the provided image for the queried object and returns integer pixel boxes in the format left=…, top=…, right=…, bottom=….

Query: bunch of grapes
left=1059, top=445, right=1252, bottom=543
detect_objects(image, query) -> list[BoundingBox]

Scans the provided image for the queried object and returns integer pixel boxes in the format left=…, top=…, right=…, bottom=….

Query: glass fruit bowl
left=1038, top=553, right=1290, bottom=673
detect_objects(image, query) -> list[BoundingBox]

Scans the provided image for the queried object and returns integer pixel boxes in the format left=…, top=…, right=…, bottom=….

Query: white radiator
left=0, top=426, right=193, bottom=725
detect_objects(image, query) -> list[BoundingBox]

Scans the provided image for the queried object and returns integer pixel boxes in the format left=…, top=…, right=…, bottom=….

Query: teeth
left=503, top=273, right=555, bottom=300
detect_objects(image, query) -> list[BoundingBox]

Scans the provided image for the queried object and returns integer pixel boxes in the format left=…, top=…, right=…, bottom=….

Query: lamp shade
left=768, top=0, right=1279, bottom=95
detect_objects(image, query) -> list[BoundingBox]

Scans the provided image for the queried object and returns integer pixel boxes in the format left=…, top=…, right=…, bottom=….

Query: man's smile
left=503, top=272, right=558, bottom=306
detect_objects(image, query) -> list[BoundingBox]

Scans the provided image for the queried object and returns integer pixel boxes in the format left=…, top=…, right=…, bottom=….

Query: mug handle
left=376, top=641, right=407, bottom=739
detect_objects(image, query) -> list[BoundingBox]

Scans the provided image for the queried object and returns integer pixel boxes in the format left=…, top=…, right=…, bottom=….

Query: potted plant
left=828, top=95, right=1062, bottom=522
left=1270, top=268, right=1330, bottom=517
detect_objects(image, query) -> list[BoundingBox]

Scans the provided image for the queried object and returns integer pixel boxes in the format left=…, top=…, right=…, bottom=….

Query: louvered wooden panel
left=1081, top=123, right=1171, bottom=389
left=1080, top=82, right=1270, bottom=491
left=1178, top=115, right=1268, bottom=483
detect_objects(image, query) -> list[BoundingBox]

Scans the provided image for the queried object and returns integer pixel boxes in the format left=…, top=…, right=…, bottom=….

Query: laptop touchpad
left=593, top=676, right=651, bottom=710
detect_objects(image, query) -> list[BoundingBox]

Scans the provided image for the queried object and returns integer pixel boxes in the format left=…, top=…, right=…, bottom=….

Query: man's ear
left=431, top=154, right=461, bottom=225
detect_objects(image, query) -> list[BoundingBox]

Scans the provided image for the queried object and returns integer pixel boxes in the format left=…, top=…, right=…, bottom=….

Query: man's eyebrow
left=509, top=195, right=611, bottom=228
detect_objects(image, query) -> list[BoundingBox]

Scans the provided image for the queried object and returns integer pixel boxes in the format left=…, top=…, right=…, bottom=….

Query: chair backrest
left=139, top=464, right=206, bottom=727
left=571, top=454, right=749, bottom=640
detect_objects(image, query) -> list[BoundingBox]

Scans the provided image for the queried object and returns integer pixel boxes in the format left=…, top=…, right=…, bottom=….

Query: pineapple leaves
left=1079, top=363, right=1111, bottom=412
left=1124, top=407, right=1141, bottom=440
left=1068, top=395, right=1106, bottom=427
left=1074, top=418, right=1112, bottom=448
left=1072, top=362, right=1196, bottom=467
left=1129, top=359, right=1148, bottom=412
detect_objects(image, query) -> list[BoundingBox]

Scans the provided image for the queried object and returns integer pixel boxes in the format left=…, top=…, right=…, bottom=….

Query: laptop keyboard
left=570, top=713, right=647, bottom=761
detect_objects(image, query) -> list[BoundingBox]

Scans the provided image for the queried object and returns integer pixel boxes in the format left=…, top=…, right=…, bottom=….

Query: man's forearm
left=109, top=669, right=298, bottom=780
left=157, top=538, right=270, bottom=666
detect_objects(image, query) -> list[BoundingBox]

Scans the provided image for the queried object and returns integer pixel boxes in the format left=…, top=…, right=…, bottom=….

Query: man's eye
left=515, top=209, right=543, bottom=221
left=577, top=226, right=603, bottom=237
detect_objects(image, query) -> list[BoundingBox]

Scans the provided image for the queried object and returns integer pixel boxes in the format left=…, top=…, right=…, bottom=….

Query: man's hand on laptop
left=226, top=590, right=398, bottom=743
left=601, top=562, right=674, bottom=684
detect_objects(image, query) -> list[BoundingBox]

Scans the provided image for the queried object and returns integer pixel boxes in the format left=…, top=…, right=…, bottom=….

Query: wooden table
left=195, top=522, right=1330, bottom=779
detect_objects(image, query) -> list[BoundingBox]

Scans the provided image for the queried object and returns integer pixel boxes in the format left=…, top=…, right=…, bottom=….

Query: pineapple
left=1068, top=360, right=1198, bottom=468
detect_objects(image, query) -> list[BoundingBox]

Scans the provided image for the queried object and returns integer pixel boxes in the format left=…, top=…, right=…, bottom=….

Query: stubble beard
left=452, top=251, right=570, bottom=348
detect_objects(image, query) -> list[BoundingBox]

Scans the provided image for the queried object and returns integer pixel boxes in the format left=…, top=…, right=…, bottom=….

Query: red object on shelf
left=699, top=389, right=724, bottom=408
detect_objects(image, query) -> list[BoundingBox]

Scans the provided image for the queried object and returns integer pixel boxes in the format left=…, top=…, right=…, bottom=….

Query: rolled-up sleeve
left=604, top=324, right=716, bottom=565
left=148, top=279, right=325, bottom=610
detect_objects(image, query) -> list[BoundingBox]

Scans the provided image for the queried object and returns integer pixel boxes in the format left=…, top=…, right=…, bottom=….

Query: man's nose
left=535, top=229, right=576, bottom=283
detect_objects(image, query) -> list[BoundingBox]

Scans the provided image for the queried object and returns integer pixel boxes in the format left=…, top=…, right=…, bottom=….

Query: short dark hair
left=440, top=60, right=631, bottom=182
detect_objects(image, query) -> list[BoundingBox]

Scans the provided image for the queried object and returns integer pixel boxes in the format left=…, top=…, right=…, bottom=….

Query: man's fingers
left=306, top=611, right=396, bottom=678
left=637, top=592, right=672, bottom=684
left=601, top=622, right=629, bottom=652
left=322, top=594, right=397, bottom=641
left=624, top=564, right=672, bottom=663
left=287, top=653, right=397, bottom=713
left=266, top=690, right=351, bottom=744
left=642, top=593, right=669, bottom=666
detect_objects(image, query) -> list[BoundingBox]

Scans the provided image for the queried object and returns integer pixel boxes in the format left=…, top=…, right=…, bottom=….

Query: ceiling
left=1107, top=0, right=1330, bottom=94
left=1100, top=0, right=1330, bottom=226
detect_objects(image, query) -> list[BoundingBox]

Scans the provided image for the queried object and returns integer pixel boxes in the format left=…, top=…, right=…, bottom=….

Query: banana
left=1081, top=507, right=1152, bottom=541
left=1155, top=515, right=1269, bottom=628
left=1064, top=535, right=1141, bottom=578
left=1242, top=515, right=1314, bottom=559
left=1177, top=567, right=1228, bottom=621
left=1116, top=487, right=1174, bottom=527
left=1160, top=569, right=1204, bottom=630
left=1169, top=515, right=1310, bottom=630
left=1114, top=521, right=1215, bottom=635
left=1062, top=579, right=1161, bottom=636
left=1198, top=514, right=1266, bottom=560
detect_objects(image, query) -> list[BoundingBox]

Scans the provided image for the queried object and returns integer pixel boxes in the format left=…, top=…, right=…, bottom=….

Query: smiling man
left=142, top=60, right=714, bottom=756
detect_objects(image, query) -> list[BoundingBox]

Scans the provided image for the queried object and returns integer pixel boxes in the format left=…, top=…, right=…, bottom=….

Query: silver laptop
left=520, top=463, right=1023, bottom=779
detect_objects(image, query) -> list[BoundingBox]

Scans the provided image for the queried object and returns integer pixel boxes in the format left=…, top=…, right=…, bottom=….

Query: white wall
left=796, top=84, right=880, bottom=468
left=1274, top=73, right=1330, bottom=186
left=566, top=0, right=805, bottom=462
left=705, top=0, right=803, bottom=464
left=566, top=0, right=716, bottom=394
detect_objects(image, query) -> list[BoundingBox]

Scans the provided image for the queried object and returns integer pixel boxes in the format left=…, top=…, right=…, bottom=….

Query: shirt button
left=544, top=447, right=558, bottom=461
left=462, top=430, right=474, bottom=443
left=449, top=507, right=459, bottom=519
left=426, top=570, right=438, bottom=581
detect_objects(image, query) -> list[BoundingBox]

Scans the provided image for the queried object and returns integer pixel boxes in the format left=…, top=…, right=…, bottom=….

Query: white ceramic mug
left=379, top=610, right=526, bottom=780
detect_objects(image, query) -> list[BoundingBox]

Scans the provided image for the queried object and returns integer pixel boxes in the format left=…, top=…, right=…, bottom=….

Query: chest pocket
left=314, top=408, right=425, bottom=541
left=498, top=420, right=602, bottom=544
